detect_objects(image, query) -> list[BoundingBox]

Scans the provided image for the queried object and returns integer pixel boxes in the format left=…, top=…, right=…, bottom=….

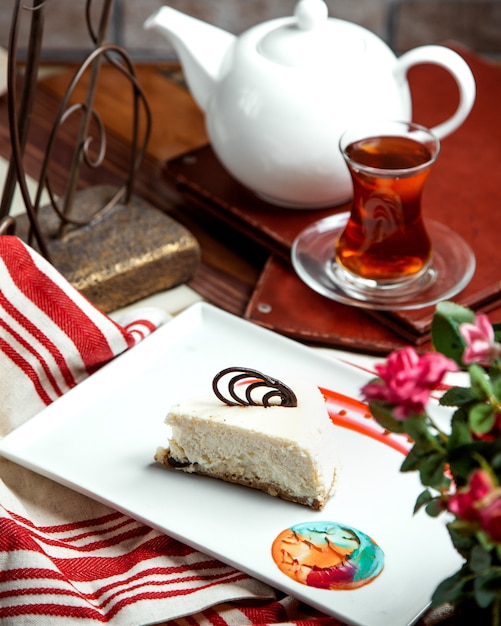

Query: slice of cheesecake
left=155, top=368, right=337, bottom=509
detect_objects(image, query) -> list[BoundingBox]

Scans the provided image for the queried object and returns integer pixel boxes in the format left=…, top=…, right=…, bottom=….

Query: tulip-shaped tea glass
left=335, top=120, right=439, bottom=297
left=291, top=120, right=475, bottom=310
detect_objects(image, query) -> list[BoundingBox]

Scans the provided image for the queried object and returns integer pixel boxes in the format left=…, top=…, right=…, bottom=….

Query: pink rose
left=447, top=470, right=494, bottom=522
left=447, top=470, right=501, bottom=543
left=460, top=313, right=501, bottom=366
left=361, top=347, right=458, bottom=419
left=479, top=497, right=501, bottom=543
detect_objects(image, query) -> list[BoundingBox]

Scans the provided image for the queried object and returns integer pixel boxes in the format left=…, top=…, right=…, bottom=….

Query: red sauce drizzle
left=319, top=387, right=410, bottom=456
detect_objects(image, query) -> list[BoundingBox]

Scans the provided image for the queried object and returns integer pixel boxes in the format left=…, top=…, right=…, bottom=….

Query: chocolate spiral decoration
left=212, top=367, right=297, bottom=408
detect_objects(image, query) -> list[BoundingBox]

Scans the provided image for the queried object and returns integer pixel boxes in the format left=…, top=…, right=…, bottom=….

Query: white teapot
left=145, top=0, right=475, bottom=209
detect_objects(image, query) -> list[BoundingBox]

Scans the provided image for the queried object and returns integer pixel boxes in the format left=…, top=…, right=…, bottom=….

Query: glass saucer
left=291, top=212, right=475, bottom=311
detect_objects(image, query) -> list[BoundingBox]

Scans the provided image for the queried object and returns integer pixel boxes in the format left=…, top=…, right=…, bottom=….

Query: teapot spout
left=144, top=6, right=235, bottom=112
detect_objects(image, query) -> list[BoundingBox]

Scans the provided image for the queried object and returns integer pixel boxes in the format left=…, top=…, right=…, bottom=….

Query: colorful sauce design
left=272, top=521, right=384, bottom=590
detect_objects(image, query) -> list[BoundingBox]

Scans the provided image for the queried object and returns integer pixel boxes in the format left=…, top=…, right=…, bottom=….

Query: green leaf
left=418, top=451, right=448, bottom=488
left=469, top=364, right=494, bottom=400
left=476, top=529, right=496, bottom=552
left=431, top=569, right=468, bottom=606
left=469, top=403, right=496, bottom=434
left=470, top=544, right=492, bottom=572
left=367, top=401, right=406, bottom=434
left=403, top=416, right=438, bottom=450
left=474, top=570, right=501, bottom=609
left=491, top=365, right=501, bottom=400
left=435, top=301, right=475, bottom=323
left=447, top=522, right=478, bottom=557
left=425, top=497, right=446, bottom=517
left=440, top=386, right=476, bottom=407
left=431, top=301, right=474, bottom=366
left=448, top=440, right=492, bottom=485
left=400, top=444, right=427, bottom=472
left=491, top=453, right=501, bottom=472
left=414, top=489, right=433, bottom=514
left=493, top=322, right=501, bottom=342
left=448, top=417, right=473, bottom=449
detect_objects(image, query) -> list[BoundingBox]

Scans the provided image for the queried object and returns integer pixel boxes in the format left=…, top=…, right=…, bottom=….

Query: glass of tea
left=335, top=120, right=440, bottom=295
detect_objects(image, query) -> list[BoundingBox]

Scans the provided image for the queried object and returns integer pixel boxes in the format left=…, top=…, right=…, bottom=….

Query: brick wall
left=1, top=0, right=500, bottom=62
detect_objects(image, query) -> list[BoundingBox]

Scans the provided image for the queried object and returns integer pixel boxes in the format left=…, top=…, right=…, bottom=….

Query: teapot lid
left=257, top=0, right=364, bottom=67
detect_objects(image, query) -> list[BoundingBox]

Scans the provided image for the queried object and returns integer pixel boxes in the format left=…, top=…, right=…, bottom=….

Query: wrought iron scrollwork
left=0, top=0, right=152, bottom=259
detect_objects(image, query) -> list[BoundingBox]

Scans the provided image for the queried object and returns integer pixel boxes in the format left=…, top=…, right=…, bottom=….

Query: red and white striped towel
left=0, top=235, right=279, bottom=625
left=0, top=499, right=275, bottom=626
left=0, top=235, right=168, bottom=433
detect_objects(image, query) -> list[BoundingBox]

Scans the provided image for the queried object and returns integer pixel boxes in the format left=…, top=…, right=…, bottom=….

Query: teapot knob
left=295, top=0, right=328, bottom=30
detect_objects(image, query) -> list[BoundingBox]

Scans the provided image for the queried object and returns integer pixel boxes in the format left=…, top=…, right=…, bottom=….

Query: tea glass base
left=330, top=260, right=437, bottom=302
left=291, top=212, right=475, bottom=311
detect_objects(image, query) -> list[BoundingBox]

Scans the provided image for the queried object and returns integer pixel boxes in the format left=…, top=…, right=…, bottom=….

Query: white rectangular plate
left=0, top=303, right=461, bottom=626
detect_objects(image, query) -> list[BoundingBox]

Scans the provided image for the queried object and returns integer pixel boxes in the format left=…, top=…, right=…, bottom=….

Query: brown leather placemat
left=163, top=45, right=501, bottom=346
left=245, top=255, right=423, bottom=354
left=245, top=255, right=501, bottom=354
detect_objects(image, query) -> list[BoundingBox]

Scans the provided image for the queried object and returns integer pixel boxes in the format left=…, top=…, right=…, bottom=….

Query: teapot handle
left=395, top=45, right=476, bottom=140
